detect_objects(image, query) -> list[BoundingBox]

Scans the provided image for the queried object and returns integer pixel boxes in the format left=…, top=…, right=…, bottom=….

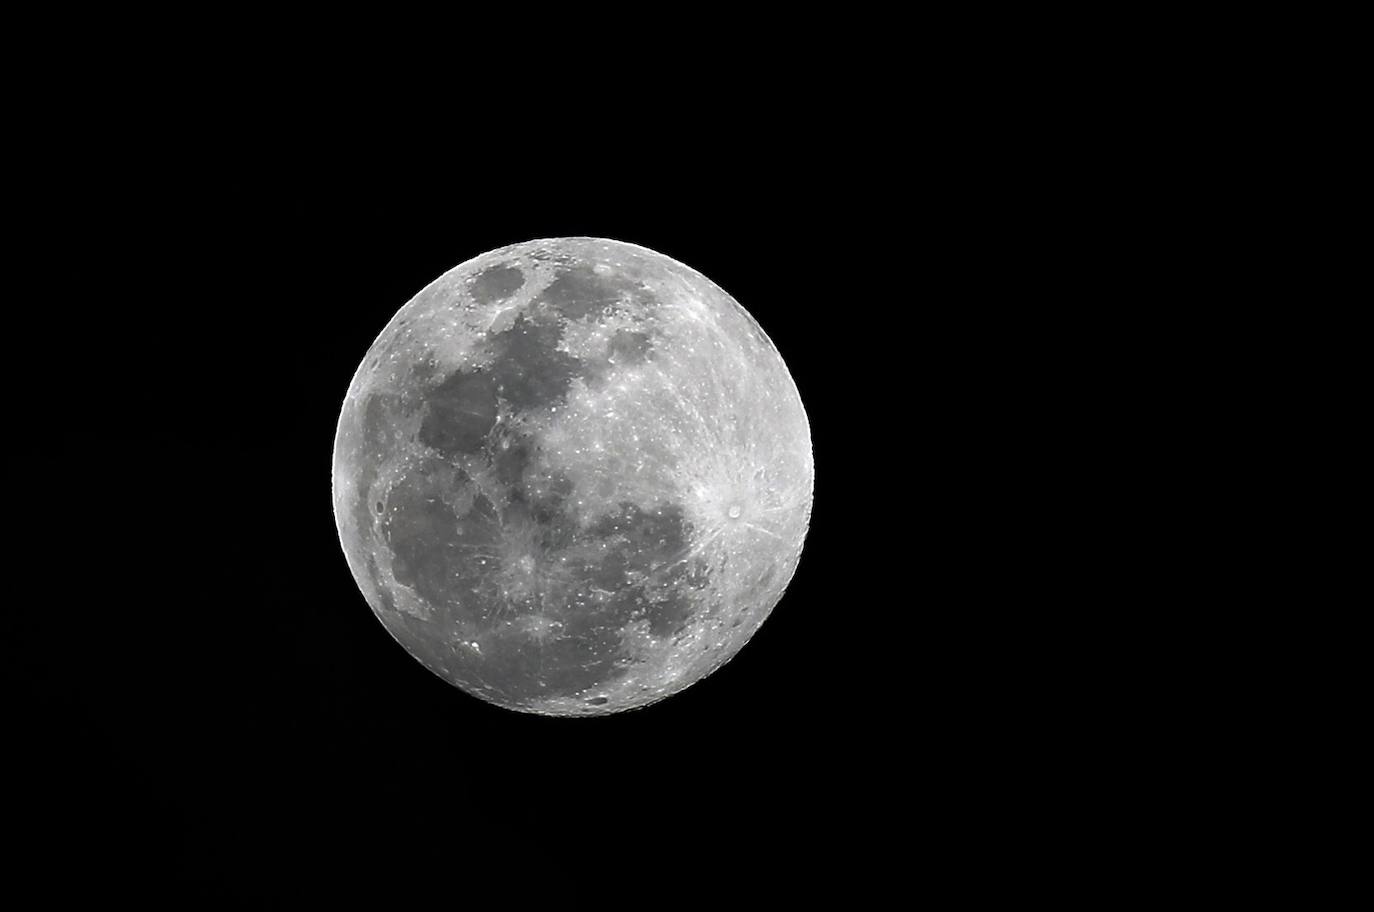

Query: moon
left=331, top=238, right=813, bottom=715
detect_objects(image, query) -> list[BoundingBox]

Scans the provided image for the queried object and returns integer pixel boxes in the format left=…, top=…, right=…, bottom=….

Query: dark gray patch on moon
left=486, top=316, right=581, bottom=411
left=417, top=313, right=581, bottom=463
left=608, top=329, right=654, bottom=365
left=467, top=262, right=525, bottom=305
left=539, top=264, right=621, bottom=320
left=417, top=371, right=499, bottom=457
left=538, top=263, right=657, bottom=321
left=378, top=463, right=705, bottom=704
left=383, top=471, right=500, bottom=617
left=333, top=238, right=814, bottom=715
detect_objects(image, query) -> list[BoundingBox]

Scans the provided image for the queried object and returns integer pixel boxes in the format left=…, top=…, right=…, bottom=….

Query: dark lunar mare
left=581, top=503, right=707, bottom=638
left=363, top=265, right=711, bottom=707
left=379, top=463, right=709, bottom=705
left=538, top=264, right=632, bottom=320
left=417, top=371, right=498, bottom=457
left=486, top=316, right=581, bottom=411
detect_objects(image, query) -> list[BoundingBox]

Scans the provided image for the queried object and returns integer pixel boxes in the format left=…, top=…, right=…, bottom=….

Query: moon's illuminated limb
left=332, top=238, right=812, bottom=715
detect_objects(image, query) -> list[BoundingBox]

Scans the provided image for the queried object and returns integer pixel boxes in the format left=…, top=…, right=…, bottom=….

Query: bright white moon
left=332, top=238, right=812, bottom=715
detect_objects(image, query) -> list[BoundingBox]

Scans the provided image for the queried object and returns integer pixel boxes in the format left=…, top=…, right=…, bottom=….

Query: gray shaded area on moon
left=331, top=238, right=813, bottom=715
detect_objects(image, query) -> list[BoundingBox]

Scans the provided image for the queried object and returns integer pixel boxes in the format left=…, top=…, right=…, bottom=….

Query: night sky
left=8, top=72, right=1077, bottom=903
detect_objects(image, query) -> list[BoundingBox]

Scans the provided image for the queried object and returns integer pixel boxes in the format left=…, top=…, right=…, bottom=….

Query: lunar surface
left=331, top=238, right=812, bottom=715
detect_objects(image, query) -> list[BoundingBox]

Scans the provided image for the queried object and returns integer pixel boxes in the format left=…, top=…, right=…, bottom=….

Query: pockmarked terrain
left=332, top=238, right=813, bottom=715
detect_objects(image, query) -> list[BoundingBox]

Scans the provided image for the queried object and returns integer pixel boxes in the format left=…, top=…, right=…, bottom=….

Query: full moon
left=331, top=238, right=813, bottom=715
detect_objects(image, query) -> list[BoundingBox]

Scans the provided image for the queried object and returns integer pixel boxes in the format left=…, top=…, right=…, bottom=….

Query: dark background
left=13, top=103, right=956, bottom=900
left=6, top=17, right=1241, bottom=904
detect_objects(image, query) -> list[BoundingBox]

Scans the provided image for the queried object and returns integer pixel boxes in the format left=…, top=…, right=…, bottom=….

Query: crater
left=468, top=263, right=525, bottom=305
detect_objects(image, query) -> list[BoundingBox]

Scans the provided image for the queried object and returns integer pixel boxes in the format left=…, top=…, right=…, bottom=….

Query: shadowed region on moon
left=332, top=238, right=813, bottom=715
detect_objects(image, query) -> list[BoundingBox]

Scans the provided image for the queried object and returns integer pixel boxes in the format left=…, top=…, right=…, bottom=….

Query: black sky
left=7, top=50, right=1124, bottom=900
left=14, top=106, right=937, bottom=901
